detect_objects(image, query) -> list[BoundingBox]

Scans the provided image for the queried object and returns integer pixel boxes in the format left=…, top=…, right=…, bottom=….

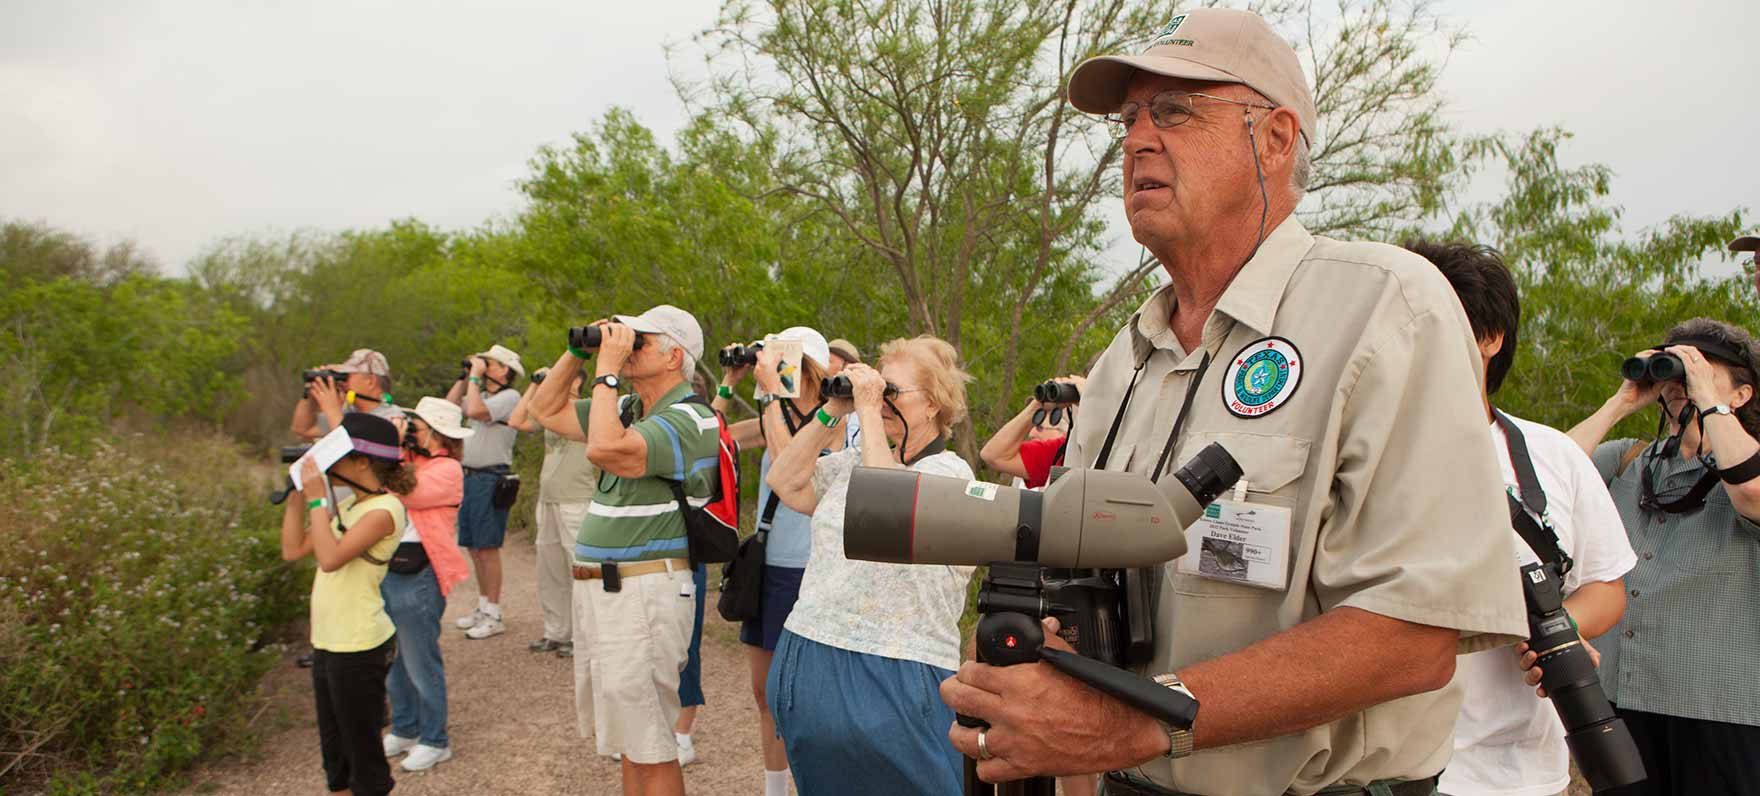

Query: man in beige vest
left=939, top=9, right=1528, bottom=795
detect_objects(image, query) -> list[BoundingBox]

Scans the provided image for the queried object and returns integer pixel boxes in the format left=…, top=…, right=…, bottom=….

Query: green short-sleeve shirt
left=571, top=382, right=719, bottom=563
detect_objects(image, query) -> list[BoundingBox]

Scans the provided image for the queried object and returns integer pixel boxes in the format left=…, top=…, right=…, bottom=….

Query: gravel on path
left=187, top=533, right=768, bottom=795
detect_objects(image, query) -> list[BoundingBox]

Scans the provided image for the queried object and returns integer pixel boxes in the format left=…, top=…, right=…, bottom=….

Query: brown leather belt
left=571, top=557, right=691, bottom=581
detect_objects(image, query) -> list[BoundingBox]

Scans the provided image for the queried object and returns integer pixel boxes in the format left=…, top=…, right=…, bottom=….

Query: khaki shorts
left=571, top=566, right=695, bottom=764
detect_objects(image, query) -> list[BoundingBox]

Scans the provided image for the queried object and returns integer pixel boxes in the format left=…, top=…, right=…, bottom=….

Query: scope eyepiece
left=1173, top=443, right=1244, bottom=506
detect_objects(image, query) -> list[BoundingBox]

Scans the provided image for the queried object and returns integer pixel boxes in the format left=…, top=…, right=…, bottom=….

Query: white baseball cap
left=614, top=305, right=705, bottom=364
left=773, top=326, right=831, bottom=370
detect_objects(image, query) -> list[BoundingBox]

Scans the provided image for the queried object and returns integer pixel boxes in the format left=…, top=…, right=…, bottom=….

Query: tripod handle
left=1040, top=647, right=1198, bottom=730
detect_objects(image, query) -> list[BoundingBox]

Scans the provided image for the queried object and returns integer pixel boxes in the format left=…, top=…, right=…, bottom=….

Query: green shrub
left=0, top=431, right=306, bottom=793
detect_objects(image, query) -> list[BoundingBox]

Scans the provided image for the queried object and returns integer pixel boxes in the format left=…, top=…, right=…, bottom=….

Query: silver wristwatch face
left=597, top=375, right=620, bottom=390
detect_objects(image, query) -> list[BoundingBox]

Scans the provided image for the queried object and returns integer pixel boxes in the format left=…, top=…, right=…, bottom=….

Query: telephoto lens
left=1620, top=351, right=1684, bottom=383
left=843, top=442, right=1241, bottom=570
left=719, top=343, right=763, bottom=368
left=1034, top=380, right=1081, bottom=405
left=1520, top=561, right=1646, bottom=792
left=566, top=325, right=645, bottom=352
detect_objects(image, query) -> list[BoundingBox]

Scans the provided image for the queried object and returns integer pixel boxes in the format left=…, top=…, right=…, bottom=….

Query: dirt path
left=188, top=533, right=766, bottom=795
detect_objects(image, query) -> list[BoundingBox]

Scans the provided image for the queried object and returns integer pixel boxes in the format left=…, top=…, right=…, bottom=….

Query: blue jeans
left=767, top=630, right=961, bottom=796
left=678, top=563, right=707, bottom=708
left=382, top=567, right=448, bottom=747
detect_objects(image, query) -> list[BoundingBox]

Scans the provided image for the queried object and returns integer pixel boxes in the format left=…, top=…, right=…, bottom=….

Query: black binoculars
left=568, top=325, right=645, bottom=352
left=820, top=374, right=898, bottom=401
left=719, top=342, right=764, bottom=368
left=302, top=368, right=346, bottom=383
left=1034, top=381, right=1080, bottom=404
left=1621, top=352, right=1685, bottom=384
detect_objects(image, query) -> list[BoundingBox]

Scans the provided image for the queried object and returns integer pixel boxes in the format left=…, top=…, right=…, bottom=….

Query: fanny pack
left=387, top=540, right=430, bottom=575
left=465, top=465, right=521, bottom=510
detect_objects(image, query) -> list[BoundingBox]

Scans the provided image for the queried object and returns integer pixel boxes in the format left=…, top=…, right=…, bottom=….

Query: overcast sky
left=2, top=0, right=1755, bottom=277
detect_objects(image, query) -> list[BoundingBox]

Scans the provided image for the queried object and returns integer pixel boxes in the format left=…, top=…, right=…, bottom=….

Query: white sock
left=484, top=602, right=501, bottom=619
left=675, top=732, right=693, bottom=750
left=477, top=596, right=489, bottom=612
left=764, top=769, right=790, bottom=796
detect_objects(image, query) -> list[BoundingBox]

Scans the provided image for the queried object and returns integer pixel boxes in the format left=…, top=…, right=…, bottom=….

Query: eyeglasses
left=1105, top=90, right=1276, bottom=140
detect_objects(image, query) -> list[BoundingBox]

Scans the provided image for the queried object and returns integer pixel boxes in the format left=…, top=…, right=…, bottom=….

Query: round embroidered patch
left=1222, top=337, right=1302, bottom=418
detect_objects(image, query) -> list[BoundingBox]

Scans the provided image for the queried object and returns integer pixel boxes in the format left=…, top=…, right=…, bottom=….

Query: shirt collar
left=1128, top=216, right=1315, bottom=359
left=1212, top=215, right=1314, bottom=337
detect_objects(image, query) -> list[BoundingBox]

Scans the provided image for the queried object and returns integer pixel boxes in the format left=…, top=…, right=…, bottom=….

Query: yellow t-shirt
left=309, top=492, right=403, bottom=652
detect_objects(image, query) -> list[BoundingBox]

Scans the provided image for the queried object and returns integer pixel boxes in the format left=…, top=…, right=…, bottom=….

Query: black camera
left=1621, top=352, right=1684, bottom=383
left=567, top=325, right=645, bottom=352
left=1519, top=561, right=1645, bottom=792
left=1034, top=380, right=1080, bottom=405
left=719, top=342, right=764, bottom=368
left=820, top=374, right=898, bottom=401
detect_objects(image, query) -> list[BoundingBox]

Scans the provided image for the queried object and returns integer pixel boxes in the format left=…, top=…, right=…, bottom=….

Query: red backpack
left=662, top=395, right=740, bottom=564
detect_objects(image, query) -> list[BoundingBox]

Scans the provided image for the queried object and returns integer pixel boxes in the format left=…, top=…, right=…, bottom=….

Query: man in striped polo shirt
left=528, top=304, right=712, bottom=796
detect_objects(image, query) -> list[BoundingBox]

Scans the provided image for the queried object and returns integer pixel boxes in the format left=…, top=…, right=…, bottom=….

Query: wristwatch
left=593, top=374, right=621, bottom=391
left=1705, top=404, right=1734, bottom=417
left=1151, top=672, right=1198, bottom=759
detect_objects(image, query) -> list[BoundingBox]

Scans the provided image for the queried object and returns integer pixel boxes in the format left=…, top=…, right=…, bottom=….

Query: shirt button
left=1624, top=629, right=1636, bottom=639
left=1653, top=515, right=1665, bottom=524
left=1642, top=552, right=1654, bottom=560
left=1630, top=589, right=1640, bottom=598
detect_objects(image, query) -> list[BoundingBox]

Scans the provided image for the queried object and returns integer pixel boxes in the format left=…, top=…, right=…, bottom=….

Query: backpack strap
left=1616, top=440, right=1647, bottom=478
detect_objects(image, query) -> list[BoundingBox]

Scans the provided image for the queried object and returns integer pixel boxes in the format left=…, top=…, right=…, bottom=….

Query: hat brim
left=1067, top=54, right=1245, bottom=114
left=405, top=410, right=476, bottom=440
left=475, top=351, right=525, bottom=378
left=1730, top=236, right=1760, bottom=253
left=612, top=314, right=663, bottom=335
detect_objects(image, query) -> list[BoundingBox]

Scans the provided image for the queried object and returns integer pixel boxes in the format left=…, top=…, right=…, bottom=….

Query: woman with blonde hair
left=763, top=334, right=975, bottom=796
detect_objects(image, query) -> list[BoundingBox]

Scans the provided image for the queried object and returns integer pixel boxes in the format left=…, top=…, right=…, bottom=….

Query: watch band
left=1706, top=404, right=1734, bottom=416
left=1151, top=673, right=1197, bottom=759
left=593, top=375, right=619, bottom=390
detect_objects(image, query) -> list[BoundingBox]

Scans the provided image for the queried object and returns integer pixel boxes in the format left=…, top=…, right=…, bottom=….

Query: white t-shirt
left=460, top=388, right=521, bottom=469
left=784, top=446, right=976, bottom=672
left=1440, top=412, right=1637, bottom=796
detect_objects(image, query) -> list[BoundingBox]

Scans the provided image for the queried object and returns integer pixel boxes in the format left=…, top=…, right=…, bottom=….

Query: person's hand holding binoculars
left=1608, top=350, right=1666, bottom=419
left=720, top=342, right=759, bottom=387
left=843, top=363, right=889, bottom=412
left=1664, top=344, right=1734, bottom=410
left=311, top=374, right=346, bottom=417
left=593, top=321, right=638, bottom=376
left=467, top=356, right=488, bottom=379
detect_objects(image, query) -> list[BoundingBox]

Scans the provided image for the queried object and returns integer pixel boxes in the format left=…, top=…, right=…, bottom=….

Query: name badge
left=1177, top=499, right=1292, bottom=590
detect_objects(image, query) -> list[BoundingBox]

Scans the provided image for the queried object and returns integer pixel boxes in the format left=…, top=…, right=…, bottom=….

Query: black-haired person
left=1567, top=318, right=1760, bottom=796
left=1405, top=240, right=1635, bottom=796
left=280, top=412, right=413, bottom=796
left=446, top=344, right=525, bottom=640
left=979, top=374, right=1084, bottom=489
left=380, top=397, right=474, bottom=773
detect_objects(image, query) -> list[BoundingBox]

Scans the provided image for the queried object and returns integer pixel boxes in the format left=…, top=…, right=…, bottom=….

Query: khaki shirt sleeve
left=1316, top=304, right=1527, bottom=654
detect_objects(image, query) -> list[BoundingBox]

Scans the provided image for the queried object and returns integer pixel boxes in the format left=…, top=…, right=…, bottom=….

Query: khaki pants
left=572, top=566, right=694, bottom=763
left=534, top=501, right=588, bottom=643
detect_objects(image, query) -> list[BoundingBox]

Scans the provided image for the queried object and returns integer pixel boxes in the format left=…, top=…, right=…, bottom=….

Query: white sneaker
left=400, top=744, right=452, bottom=771
left=677, top=743, right=697, bottom=767
left=454, top=608, right=486, bottom=630
left=382, top=733, right=419, bottom=758
left=464, top=616, right=505, bottom=639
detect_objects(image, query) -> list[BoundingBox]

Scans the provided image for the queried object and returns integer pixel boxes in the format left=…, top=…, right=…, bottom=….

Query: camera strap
left=1094, top=316, right=1151, bottom=470
left=1493, top=410, right=1572, bottom=573
left=1637, top=402, right=1723, bottom=514
left=1151, top=351, right=1212, bottom=484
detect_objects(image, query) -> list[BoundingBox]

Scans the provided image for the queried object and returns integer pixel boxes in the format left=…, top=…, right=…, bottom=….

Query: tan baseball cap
left=475, top=344, right=525, bottom=378
left=332, top=348, right=390, bottom=378
left=827, top=338, right=862, bottom=363
left=1731, top=236, right=1759, bottom=253
left=1067, top=8, right=1317, bottom=145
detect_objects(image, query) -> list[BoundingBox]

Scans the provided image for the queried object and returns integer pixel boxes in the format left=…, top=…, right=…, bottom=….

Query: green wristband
left=307, top=498, right=326, bottom=511
left=816, top=407, right=842, bottom=428
left=469, top=376, right=482, bottom=384
left=568, top=345, right=593, bottom=360
left=717, top=385, right=734, bottom=399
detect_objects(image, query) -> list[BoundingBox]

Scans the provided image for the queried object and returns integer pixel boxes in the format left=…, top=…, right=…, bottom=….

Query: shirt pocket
left=1167, top=431, right=1312, bottom=599
left=1666, top=491, right=1756, bottom=575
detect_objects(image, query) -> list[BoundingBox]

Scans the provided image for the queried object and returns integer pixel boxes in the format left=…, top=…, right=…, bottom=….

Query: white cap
left=773, top=326, right=831, bottom=370
left=406, top=396, right=475, bottom=440
left=614, top=305, right=705, bottom=364
left=476, top=344, right=525, bottom=378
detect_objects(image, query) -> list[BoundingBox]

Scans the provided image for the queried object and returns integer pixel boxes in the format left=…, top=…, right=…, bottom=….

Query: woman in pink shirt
left=379, top=397, right=473, bottom=772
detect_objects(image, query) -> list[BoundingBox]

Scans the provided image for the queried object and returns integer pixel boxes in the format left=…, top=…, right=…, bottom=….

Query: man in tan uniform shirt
left=940, top=9, right=1527, bottom=795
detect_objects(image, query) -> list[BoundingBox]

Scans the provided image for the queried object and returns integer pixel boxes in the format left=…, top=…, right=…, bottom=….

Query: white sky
left=1, top=0, right=1755, bottom=276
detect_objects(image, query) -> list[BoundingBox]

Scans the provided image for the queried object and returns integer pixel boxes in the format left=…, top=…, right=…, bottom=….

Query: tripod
left=959, top=562, right=1196, bottom=796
